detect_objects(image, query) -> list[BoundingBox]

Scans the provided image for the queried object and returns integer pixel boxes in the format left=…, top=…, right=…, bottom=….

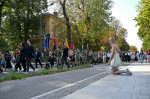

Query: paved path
left=0, top=64, right=110, bottom=99
left=63, top=63, right=150, bottom=99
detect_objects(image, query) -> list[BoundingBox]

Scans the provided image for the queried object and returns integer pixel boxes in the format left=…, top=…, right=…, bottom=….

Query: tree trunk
left=0, top=1, right=5, bottom=29
left=61, top=0, right=71, bottom=45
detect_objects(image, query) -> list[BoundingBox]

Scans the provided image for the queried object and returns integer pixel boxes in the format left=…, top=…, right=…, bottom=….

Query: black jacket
left=35, top=51, right=41, bottom=60
left=20, top=47, right=26, bottom=60
left=25, top=45, right=35, bottom=59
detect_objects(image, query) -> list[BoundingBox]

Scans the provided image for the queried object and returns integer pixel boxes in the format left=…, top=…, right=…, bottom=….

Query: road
left=0, top=63, right=129, bottom=99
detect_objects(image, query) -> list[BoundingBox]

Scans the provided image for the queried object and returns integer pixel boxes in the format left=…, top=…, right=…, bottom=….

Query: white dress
left=131, top=52, right=135, bottom=59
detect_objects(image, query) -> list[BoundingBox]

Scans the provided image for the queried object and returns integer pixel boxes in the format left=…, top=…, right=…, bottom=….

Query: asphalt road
left=0, top=63, right=122, bottom=99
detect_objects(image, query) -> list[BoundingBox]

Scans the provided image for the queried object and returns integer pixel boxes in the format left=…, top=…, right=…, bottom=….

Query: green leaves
left=135, top=0, right=150, bottom=51
left=0, top=0, right=48, bottom=50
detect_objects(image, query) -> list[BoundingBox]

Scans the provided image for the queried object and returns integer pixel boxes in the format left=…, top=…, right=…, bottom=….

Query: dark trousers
left=0, top=64, right=2, bottom=72
left=26, top=58, right=35, bottom=72
left=106, top=57, right=110, bottom=63
left=35, top=58, right=42, bottom=68
left=61, top=57, right=69, bottom=68
left=128, top=56, right=131, bottom=62
left=6, top=60, right=12, bottom=68
left=15, top=58, right=22, bottom=71
left=125, top=56, right=128, bottom=62
left=22, top=59, right=26, bottom=72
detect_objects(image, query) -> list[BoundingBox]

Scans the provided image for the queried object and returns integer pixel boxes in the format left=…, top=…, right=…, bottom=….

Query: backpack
left=5, top=54, right=11, bottom=61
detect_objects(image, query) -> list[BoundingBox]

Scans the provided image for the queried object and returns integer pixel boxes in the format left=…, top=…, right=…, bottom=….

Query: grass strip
left=0, top=64, right=92, bottom=82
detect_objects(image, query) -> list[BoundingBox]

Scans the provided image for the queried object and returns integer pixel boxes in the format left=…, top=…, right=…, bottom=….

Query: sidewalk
left=63, top=63, right=150, bottom=99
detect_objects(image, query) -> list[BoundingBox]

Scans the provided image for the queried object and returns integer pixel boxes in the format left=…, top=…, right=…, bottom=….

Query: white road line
left=30, top=71, right=109, bottom=99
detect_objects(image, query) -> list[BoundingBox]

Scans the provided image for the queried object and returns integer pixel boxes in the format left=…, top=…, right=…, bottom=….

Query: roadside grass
left=0, top=64, right=92, bottom=82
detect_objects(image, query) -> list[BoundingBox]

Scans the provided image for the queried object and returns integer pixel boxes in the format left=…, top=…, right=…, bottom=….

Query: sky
left=111, top=0, right=142, bottom=51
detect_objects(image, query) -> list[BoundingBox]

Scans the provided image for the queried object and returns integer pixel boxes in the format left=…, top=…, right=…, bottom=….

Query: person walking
left=35, top=48, right=43, bottom=68
left=140, top=50, right=144, bottom=63
left=57, top=47, right=62, bottom=68
left=61, top=43, right=69, bottom=69
left=68, top=48, right=74, bottom=68
left=49, top=49, right=54, bottom=69
left=144, top=52, right=147, bottom=62
left=25, top=39, right=35, bottom=74
left=20, top=42, right=26, bottom=72
left=103, top=52, right=106, bottom=63
left=146, top=48, right=150, bottom=63
left=75, top=48, right=80, bottom=66
left=82, top=49, right=87, bottom=64
left=125, top=51, right=128, bottom=62
left=136, top=51, right=140, bottom=61
left=4, top=48, right=12, bottom=71
left=108, top=37, right=132, bottom=75
left=131, top=50, right=135, bottom=63
left=15, top=45, right=22, bottom=72
left=128, top=51, right=131, bottom=62
left=93, top=51, right=98, bottom=65
left=44, top=48, right=50, bottom=69
left=0, top=52, right=3, bottom=72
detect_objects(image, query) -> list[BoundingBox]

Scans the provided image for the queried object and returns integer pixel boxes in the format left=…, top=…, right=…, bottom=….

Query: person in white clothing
left=108, top=37, right=132, bottom=75
left=103, top=52, right=106, bottom=63
left=136, top=51, right=139, bottom=61
left=131, top=50, right=135, bottom=62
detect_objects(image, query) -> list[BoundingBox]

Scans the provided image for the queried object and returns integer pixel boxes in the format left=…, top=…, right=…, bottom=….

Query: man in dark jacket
left=25, top=39, right=35, bottom=74
left=61, top=43, right=69, bottom=69
left=35, top=48, right=42, bottom=68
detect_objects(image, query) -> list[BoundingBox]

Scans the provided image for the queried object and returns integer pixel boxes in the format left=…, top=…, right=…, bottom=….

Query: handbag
left=110, top=48, right=121, bottom=67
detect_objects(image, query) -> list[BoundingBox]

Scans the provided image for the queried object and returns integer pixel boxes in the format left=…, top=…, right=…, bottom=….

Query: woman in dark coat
left=4, top=48, right=12, bottom=70
left=49, top=49, right=54, bottom=69
left=15, top=42, right=26, bottom=72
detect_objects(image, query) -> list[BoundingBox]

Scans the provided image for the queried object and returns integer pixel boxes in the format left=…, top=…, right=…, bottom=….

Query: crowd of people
left=0, top=39, right=150, bottom=74
left=0, top=40, right=103, bottom=74
left=103, top=49, right=150, bottom=64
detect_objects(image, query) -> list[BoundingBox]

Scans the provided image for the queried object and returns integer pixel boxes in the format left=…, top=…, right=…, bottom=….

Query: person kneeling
left=108, top=37, right=132, bottom=75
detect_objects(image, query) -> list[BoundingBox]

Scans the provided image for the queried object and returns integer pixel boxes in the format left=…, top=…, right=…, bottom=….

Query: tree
left=129, top=46, right=138, bottom=52
left=58, top=0, right=72, bottom=45
left=1, top=0, right=48, bottom=50
left=56, top=0, right=129, bottom=51
left=0, top=0, right=8, bottom=29
left=134, top=0, right=150, bottom=51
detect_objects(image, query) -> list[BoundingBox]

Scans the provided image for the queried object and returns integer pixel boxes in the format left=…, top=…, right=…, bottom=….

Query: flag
left=53, top=36, right=57, bottom=52
left=70, top=40, right=74, bottom=49
left=62, top=40, right=65, bottom=46
left=65, top=39, right=69, bottom=48
left=46, top=33, right=50, bottom=48
left=44, top=35, right=48, bottom=48
left=82, top=43, right=84, bottom=51
left=86, top=42, right=89, bottom=50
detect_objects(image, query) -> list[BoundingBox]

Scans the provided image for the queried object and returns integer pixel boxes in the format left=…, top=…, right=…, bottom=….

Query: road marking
left=30, top=71, right=109, bottom=99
